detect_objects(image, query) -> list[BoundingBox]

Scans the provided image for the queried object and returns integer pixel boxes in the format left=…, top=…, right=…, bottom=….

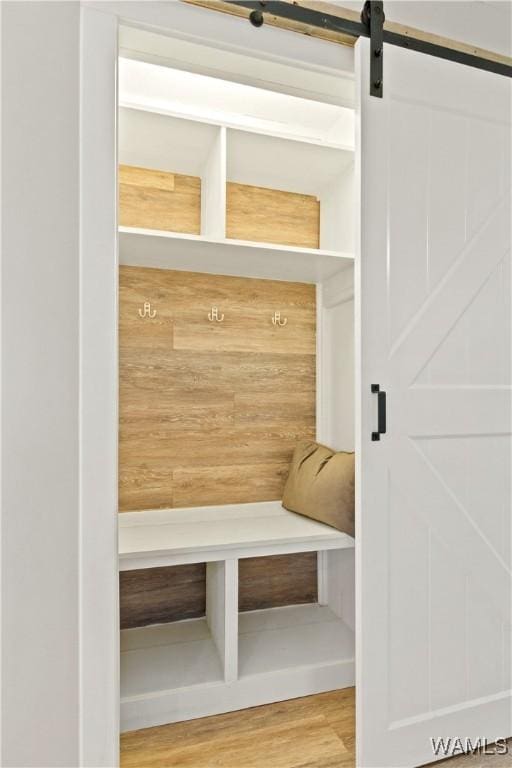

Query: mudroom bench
left=118, top=501, right=355, bottom=731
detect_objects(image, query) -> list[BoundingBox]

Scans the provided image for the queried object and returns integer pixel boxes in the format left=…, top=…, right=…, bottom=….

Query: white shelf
left=119, top=75, right=355, bottom=252
left=119, top=500, right=354, bottom=570
left=121, top=618, right=223, bottom=698
left=119, top=227, right=354, bottom=284
left=239, top=604, right=355, bottom=677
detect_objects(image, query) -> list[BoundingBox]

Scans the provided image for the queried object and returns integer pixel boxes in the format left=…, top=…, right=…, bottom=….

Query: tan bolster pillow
left=282, top=440, right=355, bottom=535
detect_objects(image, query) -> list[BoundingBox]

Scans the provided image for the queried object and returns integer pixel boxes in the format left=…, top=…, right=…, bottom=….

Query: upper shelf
left=119, top=500, right=354, bottom=570
left=119, top=227, right=354, bottom=283
left=118, top=57, right=355, bottom=255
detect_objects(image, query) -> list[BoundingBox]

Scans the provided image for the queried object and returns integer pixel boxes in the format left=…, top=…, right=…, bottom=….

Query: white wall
left=1, top=2, right=81, bottom=765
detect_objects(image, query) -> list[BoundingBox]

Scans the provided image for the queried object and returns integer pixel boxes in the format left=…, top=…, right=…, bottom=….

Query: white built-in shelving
left=118, top=56, right=356, bottom=277
left=117, top=57, right=357, bottom=733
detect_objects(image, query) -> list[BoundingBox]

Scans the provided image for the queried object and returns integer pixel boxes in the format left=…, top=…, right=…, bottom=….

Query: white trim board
left=118, top=24, right=356, bottom=108
left=79, top=7, right=119, bottom=767
left=121, top=655, right=355, bottom=732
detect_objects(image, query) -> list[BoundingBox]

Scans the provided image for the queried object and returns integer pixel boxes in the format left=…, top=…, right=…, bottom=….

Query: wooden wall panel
left=119, top=267, right=316, bottom=511
left=120, top=554, right=318, bottom=630
left=226, top=182, right=320, bottom=249
left=119, top=165, right=201, bottom=234
left=119, top=264, right=317, bottom=627
left=239, top=553, right=318, bottom=612
left=120, top=564, right=206, bottom=630
left=119, top=164, right=320, bottom=249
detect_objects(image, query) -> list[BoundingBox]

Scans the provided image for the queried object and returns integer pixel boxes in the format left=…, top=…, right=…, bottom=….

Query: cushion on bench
left=282, top=440, right=355, bottom=536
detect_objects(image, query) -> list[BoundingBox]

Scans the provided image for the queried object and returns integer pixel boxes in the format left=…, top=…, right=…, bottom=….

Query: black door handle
left=371, top=384, right=386, bottom=441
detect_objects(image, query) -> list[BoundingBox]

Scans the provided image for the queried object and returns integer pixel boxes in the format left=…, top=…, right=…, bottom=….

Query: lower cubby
left=238, top=603, right=354, bottom=678
left=120, top=551, right=355, bottom=733
left=120, top=604, right=354, bottom=732
left=120, top=617, right=224, bottom=699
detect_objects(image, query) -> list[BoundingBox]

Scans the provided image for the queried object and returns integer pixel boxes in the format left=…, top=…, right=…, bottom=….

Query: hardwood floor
left=121, top=689, right=355, bottom=768
left=121, top=689, right=512, bottom=768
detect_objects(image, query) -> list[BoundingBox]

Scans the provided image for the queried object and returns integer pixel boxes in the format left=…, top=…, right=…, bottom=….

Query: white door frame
left=79, top=7, right=119, bottom=766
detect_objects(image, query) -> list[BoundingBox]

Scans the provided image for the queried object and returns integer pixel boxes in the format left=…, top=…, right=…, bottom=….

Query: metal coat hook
left=272, top=311, right=287, bottom=327
left=138, top=301, right=156, bottom=319
left=208, top=306, right=224, bottom=322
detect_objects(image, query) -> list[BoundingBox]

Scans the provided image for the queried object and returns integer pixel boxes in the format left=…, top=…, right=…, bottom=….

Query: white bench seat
left=119, top=500, right=354, bottom=570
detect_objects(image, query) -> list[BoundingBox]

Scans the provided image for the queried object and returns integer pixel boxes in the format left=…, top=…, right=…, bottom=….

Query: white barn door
left=356, top=39, right=511, bottom=767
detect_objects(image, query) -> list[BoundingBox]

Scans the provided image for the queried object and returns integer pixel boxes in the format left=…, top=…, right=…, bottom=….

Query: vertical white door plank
left=202, top=125, right=226, bottom=238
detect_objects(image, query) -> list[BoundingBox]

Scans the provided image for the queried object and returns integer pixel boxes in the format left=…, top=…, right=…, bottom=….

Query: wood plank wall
left=226, top=183, right=320, bottom=249
left=118, top=164, right=321, bottom=249
left=119, top=165, right=201, bottom=235
left=119, top=267, right=316, bottom=509
left=120, top=553, right=319, bottom=629
left=119, top=268, right=317, bottom=626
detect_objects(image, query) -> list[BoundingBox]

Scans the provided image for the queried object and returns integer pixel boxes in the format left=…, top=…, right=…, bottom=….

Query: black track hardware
left=232, top=0, right=512, bottom=85
left=361, top=1, right=384, bottom=97
left=371, top=384, right=387, bottom=441
left=249, top=9, right=264, bottom=27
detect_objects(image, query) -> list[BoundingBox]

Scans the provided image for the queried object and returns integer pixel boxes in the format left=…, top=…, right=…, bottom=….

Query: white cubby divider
left=206, top=559, right=238, bottom=683
left=201, top=125, right=226, bottom=239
